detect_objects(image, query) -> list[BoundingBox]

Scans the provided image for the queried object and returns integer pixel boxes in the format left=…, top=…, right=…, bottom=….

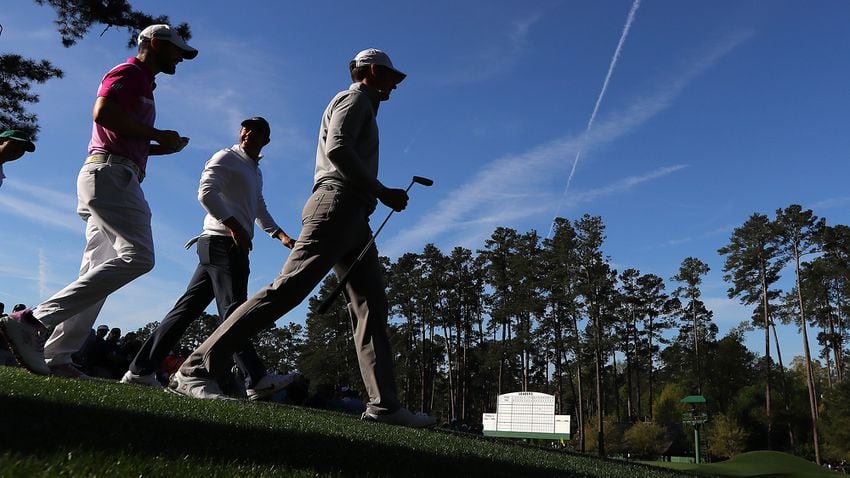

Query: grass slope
left=650, top=451, right=841, bottom=478
left=0, top=367, right=692, bottom=477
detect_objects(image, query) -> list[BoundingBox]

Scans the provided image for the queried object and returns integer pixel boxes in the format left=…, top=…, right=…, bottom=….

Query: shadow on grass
left=1, top=395, right=578, bottom=477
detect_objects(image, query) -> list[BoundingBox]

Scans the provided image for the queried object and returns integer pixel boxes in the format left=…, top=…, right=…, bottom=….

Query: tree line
left=133, top=204, right=849, bottom=464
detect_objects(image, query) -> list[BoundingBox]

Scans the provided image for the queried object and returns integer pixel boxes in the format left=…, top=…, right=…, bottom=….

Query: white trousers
left=36, top=162, right=154, bottom=365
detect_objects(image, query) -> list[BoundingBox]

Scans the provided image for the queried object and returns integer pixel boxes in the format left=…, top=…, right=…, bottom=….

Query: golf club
left=316, top=175, right=434, bottom=314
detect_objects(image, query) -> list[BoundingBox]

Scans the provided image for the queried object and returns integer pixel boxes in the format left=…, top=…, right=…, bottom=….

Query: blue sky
left=2, top=1, right=849, bottom=365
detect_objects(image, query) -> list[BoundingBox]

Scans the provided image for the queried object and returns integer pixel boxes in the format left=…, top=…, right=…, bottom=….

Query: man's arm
left=92, top=97, right=183, bottom=154
left=198, top=152, right=252, bottom=252
left=325, top=141, right=408, bottom=211
left=272, top=228, right=296, bottom=249
left=324, top=94, right=407, bottom=211
left=255, top=181, right=295, bottom=249
left=222, top=216, right=252, bottom=253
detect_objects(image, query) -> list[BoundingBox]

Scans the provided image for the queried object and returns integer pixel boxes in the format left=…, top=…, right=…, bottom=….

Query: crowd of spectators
left=1, top=302, right=187, bottom=382
left=72, top=326, right=141, bottom=379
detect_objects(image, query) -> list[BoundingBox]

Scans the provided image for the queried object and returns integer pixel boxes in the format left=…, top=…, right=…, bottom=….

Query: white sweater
left=198, top=144, right=280, bottom=239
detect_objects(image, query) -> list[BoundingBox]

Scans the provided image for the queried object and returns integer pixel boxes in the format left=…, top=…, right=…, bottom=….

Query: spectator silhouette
left=0, top=302, right=16, bottom=367
left=115, top=331, right=141, bottom=377
left=86, top=326, right=119, bottom=378
left=72, top=328, right=97, bottom=370
left=85, top=325, right=110, bottom=373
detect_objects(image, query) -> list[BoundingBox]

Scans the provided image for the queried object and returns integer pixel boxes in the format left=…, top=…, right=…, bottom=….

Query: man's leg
left=205, top=235, right=267, bottom=386
left=129, top=260, right=214, bottom=376
left=180, top=231, right=337, bottom=382
left=43, top=303, right=105, bottom=368
left=40, top=164, right=154, bottom=366
left=341, top=244, right=401, bottom=415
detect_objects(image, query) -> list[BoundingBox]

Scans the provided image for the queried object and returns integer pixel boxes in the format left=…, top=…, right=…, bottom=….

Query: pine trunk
left=771, top=322, right=795, bottom=447
left=648, top=315, right=655, bottom=420
left=760, top=264, right=773, bottom=449
left=572, top=314, right=586, bottom=453
left=826, top=301, right=843, bottom=382
left=443, top=322, right=456, bottom=420
left=594, top=302, right=605, bottom=457
left=794, top=242, right=820, bottom=464
left=692, top=298, right=702, bottom=394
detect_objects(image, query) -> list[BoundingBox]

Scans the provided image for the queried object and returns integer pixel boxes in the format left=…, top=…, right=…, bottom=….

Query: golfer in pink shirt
left=0, top=25, right=197, bottom=378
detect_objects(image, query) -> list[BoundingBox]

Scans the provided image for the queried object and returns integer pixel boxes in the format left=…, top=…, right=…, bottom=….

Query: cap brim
left=180, top=47, right=198, bottom=60
left=10, top=138, right=35, bottom=152
left=388, top=68, right=407, bottom=83
left=140, top=31, right=198, bottom=60
left=168, top=37, right=198, bottom=59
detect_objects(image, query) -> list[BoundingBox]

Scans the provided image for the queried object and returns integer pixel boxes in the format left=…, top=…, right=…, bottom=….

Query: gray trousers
left=180, top=184, right=400, bottom=414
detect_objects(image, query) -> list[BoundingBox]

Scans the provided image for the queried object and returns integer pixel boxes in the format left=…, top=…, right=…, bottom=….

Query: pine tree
left=0, top=55, right=62, bottom=138
left=616, top=268, right=642, bottom=422
left=635, top=273, right=672, bottom=421
left=388, top=252, right=427, bottom=411
left=574, top=214, right=615, bottom=457
left=541, top=218, right=582, bottom=418
left=670, top=257, right=713, bottom=395
left=510, top=230, right=544, bottom=392
left=718, top=212, right=783, bottom=447
left=479, top=227, right=520, bottom=395
left=814, top=224, right=850, bottom=382
left=773, top=204, right=825, bottom=464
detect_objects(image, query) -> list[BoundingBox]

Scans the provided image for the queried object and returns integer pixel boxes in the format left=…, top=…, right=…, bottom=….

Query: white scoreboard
left=482, top=392, right=571, bottom=439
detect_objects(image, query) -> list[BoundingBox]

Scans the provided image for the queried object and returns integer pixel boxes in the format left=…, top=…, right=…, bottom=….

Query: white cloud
left=439, top=13, right=542, bottom=85
left=663, top=224, right=735, bottom=248
left=0, top=181, right=81, bottom=233
left=38, top=249, right=51, bottom=300
left=564, top=165, right=688, bottom=207
left=810, top=196, right=850, bottom=210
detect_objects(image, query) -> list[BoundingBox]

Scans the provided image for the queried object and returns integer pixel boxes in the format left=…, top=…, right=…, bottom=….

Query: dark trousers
left=129, top=234, right=267, bottom=385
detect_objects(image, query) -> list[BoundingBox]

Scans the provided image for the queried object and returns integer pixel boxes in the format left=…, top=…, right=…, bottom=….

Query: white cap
left=352, top=48, right=406, bottom=81
left=138, top=24, right=198, bottom=60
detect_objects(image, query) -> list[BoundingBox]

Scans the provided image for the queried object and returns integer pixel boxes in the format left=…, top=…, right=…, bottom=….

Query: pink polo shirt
left=87, top=57, right=156, bottom=173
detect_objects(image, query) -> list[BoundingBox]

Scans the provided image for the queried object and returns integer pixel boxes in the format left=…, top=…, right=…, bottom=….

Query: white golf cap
left=138, top=24, right=198, bottom=60
left=352, top=48, right=406, bottom=81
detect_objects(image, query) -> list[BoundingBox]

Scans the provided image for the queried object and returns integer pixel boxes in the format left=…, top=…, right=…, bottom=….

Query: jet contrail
left=547, top=0, right=641, bottom=239
left=38, top=248, right=50, bottom=301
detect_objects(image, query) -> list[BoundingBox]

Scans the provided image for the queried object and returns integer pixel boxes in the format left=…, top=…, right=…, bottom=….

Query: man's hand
left=223, top=217, right=252, bottom=253
left=274, top=230, right=296, bottom=249
left=153, top=129, right=184, bottom=153
left=378, top=187, right=409, bottom=212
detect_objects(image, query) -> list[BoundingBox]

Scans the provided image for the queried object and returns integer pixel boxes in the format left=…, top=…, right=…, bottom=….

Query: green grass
left=0, top=367, right=693, bottom=477
left=647, top=451, right=842, bottom=477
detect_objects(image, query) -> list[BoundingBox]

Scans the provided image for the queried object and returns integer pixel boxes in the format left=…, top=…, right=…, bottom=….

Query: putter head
left=412, top=176, right=434, bottom=187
